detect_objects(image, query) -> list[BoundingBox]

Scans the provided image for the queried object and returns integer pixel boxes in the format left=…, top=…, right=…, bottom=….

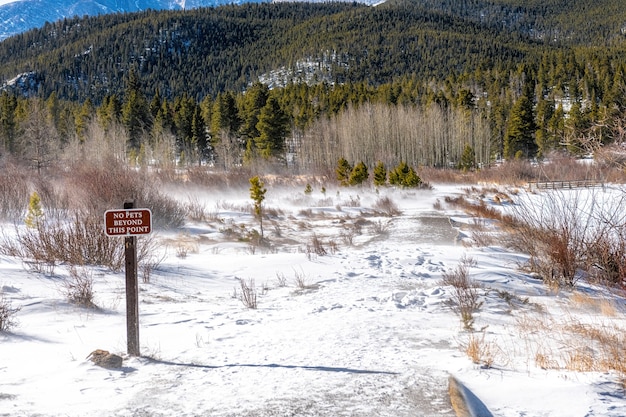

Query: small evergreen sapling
left=373, top=161, right=387, bottom=187
left=25, top=191, right=43, bottom=229
left=459, top=144, right=476, bottom=172
left=336, top=157, right=352, bottom=186
left=249, top=176, right=267, bottom=239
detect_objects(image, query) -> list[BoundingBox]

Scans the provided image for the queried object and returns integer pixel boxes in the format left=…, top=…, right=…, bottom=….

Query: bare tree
left=295, top=102, right=493, bottom=172
left=18, top=100, right=60, bottom=174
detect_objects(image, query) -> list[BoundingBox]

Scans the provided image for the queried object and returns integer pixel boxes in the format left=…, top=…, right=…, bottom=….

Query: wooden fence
left=527, top=180, right=603, bottom=190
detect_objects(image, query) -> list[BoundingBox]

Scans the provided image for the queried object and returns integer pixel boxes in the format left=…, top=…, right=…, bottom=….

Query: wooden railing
left=528, top=180, right=603, bottom=190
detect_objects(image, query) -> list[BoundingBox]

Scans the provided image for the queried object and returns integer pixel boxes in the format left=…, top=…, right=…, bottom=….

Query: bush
left=236, top=278, right=258, bottom=309
left=63, top=266, right=96, bottom=308
left=508, top=190, right=594, bottom=287
left=440, top=256, right=482, bottom=330
left=373, top=196, right=402, bottom=217
left=0, top=292, right=21, bottom=332
left=0, top=212, right=125, bottom=273
left=66, top=160, right=186, bottom=230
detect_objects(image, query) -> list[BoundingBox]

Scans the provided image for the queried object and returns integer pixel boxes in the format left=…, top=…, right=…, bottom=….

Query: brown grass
left=463, top=332, right=497, bottom=368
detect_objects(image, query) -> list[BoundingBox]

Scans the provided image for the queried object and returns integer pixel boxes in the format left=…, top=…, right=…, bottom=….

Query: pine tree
left=240, top=82, right=269, bottom=142
left=191, top=105, right=207, bottom=165
left=74, top=99, right=93, bottom=142
left=336, top=157, right=352, bottom=186
left=389, top=162, right=421, bottom=187
left=254, top=96, right=290, bottom=160
left=249, top=176, right=267, bottom=239
left=349, top=161, right=369, bottom=185
left=0, top=92, right=18, bottom=154
left=122, top=68, right=151, bottom=150
left=458, top=144, right=476, bottom=171
left=373, top=161, right=387, bottom=187
left=504, top=89, right=537, bottom=159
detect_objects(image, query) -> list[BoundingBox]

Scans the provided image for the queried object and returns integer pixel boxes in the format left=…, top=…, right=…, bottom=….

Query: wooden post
left=124, top=200, right=140, bottom=356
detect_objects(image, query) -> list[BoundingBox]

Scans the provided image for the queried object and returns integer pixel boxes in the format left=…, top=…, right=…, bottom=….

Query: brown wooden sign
left=104, top=208, right=152, bottom=236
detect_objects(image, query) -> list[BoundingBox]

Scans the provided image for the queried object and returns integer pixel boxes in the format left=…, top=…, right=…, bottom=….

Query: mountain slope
left=0, top=1, right=267, bottom=41
left=0, top=0, right=624, bottom=103
left=0, top=0, right=381, bottom=41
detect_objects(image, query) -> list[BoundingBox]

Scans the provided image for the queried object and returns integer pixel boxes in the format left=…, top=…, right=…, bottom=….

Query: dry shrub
left=481, top=159, right=536, bottom=184
left=506, top=190, right=593, bottom=287
left=185, top=195, right=207, bottom=222
left=444, top=195, right=515, bottom=225
left=441, top=256, right=483, bottom=330
left=275, top=272, right=288, bottom=287
left=64, top=159, right=186, bottom=230
left=373, top=196, right=402, bottom=217
left=507, top=189, right=626, bottom=289
left=584, top=216, right=626, bottom=288
left=292, top=268, right=318, bottom=291
left=370, top=219, right=392, bottom=235
left=534, top=152, right=604, bottom=182
left=236, top=278, right=258, bottom=309
left=306, top=234, right=333, bottom=259
left=0, top=212, right=126, bottom=272
left=63, top=266, right=96, bottom=308
left=340, top=195, right=361, bottom=208
left=0, top=292, right=21, bottom=332
left=562, top=320, right=626, bottom=376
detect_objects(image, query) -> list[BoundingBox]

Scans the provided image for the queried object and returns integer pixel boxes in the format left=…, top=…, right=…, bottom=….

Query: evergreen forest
left=0, top=0, right=625, bottom=174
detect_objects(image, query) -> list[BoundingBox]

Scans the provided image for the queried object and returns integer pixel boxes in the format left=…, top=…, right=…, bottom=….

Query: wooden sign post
left=104, top=202, right=152, bottom=356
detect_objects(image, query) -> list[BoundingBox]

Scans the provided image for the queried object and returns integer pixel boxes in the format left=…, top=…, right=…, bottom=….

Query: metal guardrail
left=528, top=180, right=603, bottom=190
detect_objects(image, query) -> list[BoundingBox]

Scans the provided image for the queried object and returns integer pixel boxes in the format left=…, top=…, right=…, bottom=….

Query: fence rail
left=528, top=180, right=603, bottom=190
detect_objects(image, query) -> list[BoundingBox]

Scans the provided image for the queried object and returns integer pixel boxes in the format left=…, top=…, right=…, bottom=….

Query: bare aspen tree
left=62, top=120, right=129, bottom=166
left=19, top=99, right=60, bottom=173
left=295, top=102, right=493, bottom=172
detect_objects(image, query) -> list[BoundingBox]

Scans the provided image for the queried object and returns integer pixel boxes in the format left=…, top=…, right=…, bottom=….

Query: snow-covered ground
left=1, top=183, right=626, bottom=416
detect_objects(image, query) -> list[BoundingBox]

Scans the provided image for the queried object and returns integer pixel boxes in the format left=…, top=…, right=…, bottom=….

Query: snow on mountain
left=0, top=0, right=381, bottom=42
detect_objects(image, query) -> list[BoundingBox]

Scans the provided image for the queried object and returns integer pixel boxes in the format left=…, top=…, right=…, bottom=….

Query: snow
left=1, top=183, right=626, bottom=416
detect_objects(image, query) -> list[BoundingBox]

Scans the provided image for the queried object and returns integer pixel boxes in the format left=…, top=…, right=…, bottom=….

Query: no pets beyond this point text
left=104, top=208, right=152, bottom=236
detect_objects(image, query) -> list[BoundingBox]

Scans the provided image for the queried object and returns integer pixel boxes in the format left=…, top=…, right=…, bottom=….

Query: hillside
left=0, top=0, right=269, bottom=41
left=0, top=0, right=624, bottom=103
